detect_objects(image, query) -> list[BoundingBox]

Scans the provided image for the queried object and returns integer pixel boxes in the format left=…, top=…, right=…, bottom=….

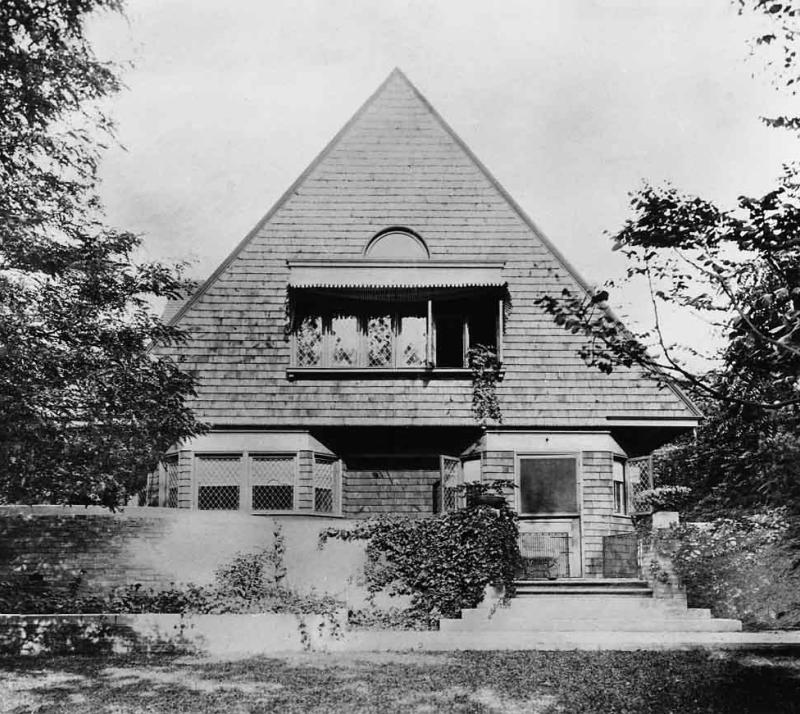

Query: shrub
left=638, top=485, right=693, bottom=512
left=661, top=509, right=800, bottom=629
left=320, top=503, right=520, bottom=629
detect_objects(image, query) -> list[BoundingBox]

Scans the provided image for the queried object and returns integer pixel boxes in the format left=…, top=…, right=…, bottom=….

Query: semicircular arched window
left=364, top=228, right=429, bottom=259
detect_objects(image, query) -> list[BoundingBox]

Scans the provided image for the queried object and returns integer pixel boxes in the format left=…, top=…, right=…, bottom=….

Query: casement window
left=518, top=456, right=579, bottom=516
left=194, top=453, right=299, bottom=512
left=313, top=455, right=341, bottom=513
left=293, top=297, right=500, bottom=370
left=613, top=458, right=628, bottom=515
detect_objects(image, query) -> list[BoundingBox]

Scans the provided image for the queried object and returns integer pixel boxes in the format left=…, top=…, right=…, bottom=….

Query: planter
left=472, top=494, right=506, bottom=508
left=652, top=510, right=679, bottom=529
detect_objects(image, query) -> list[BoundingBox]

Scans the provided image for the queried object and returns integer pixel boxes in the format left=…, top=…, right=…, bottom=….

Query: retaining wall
left=0, top=506, right=370, bottom=605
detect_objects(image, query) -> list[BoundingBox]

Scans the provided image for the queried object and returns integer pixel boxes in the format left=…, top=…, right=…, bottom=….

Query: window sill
left=251, top=510, right=345, bottom=518
left=612, top=513, right=632, bottom=519
left=286, top=367, right=476, bottom=380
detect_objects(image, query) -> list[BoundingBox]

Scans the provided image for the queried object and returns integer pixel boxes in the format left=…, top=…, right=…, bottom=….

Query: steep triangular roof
left=166, top=69, right=699, bottom=426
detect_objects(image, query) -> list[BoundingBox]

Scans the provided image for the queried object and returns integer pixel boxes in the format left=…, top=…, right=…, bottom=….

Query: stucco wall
left=0, top=506, right=371, bottom=606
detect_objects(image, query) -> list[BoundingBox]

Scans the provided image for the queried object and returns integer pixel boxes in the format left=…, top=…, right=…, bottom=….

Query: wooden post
left=426, top=299, right=433, bottom=366
left=497, top=298, right=504, bottom=361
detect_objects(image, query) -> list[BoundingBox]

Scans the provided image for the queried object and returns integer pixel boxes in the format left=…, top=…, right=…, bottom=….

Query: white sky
left=87, top=0, right=799, bottom=346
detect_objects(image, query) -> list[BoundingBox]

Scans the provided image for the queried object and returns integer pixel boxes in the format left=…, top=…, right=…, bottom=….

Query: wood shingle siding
left=343, top=468, right=440, bottom=518
left=163, top=70, right=697, bottom=428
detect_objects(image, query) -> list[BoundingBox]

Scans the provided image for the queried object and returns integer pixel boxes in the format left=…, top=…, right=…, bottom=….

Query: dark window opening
left=519, top=457, right=578, bottom=515
left=435, top=314, right=464, bottom=367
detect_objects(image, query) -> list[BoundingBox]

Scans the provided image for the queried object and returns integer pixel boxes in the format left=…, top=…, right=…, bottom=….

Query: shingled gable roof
left=165, top=68, right=700, bottom=427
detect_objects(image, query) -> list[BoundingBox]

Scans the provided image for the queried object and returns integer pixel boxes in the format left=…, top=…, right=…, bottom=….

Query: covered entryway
left=516, top=454, right=582, bottom=578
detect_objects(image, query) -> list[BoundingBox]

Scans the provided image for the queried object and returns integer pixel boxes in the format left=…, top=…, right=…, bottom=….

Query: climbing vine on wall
left=319, top=504, right=520, bottom=628
left=467, top=344, right=503, bottom=425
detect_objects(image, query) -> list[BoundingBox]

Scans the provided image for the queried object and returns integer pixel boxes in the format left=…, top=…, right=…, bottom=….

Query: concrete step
left=439, top=617, right=742, bottom=633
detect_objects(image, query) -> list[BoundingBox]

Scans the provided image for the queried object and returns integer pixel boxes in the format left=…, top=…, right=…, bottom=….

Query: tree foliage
left=538, top=0, right=800, bottom=413
left=0, top=0, right=205, bottom=507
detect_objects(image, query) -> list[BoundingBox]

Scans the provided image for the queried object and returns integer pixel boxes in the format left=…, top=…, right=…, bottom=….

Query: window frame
left=612, top=457, right=628, bottom=516
left=291, top=297, right=503, bottom=372
left=193, top=451, right=300, bottom=514
left=312, top=454, right=342, bottom=515
left=515, top=453, right=581, bottom=518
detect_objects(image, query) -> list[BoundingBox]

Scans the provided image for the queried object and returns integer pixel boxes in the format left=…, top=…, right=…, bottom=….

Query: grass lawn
left=1, top=649, right=800, bottom=713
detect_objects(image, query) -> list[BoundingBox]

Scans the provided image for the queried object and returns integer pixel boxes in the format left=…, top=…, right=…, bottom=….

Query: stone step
left=515, top=579, right=649, bottom=587
left=478, top=598, right=700, bottom=617
left=439, top=617, right=742, bottom=633
left=461, top=606, right=712, bottom=624
left=488, top=595, right=687, bottom=615
left=516, top=586, right=653, bottom=596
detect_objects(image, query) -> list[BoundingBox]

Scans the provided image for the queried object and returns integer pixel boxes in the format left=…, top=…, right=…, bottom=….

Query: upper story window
left=286, top=248, right=506, bottom=374
left=293, top=295, right=500, bottom=371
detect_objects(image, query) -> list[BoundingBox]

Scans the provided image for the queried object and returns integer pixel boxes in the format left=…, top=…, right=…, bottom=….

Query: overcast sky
left=87, top=0, right=798, bottom=339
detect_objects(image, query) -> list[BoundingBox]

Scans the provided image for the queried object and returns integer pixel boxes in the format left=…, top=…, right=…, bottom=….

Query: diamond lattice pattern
left=314, top=457, right=337, bottom=513
left=441, top=457, right=462, bottom=513
left=367, top=315, right=392, bottom=366
left=164, top=456, right=179, bottom=508
left=518, top=532, right=571, bottom=578
left=627, top=456, right=653, bottom=512
left=251, top=455, right=295, bottom=510
left=297, top=316, right=322, bottom=366
left=196, top=455, right=242, bottom=510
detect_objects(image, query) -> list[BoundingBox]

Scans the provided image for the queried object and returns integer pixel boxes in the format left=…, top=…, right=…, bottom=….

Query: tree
left=0, top=1, right=205, bottom=507
left=537, top=1, right=800, bottom=513
left=538, top=0, right=800, bottom=413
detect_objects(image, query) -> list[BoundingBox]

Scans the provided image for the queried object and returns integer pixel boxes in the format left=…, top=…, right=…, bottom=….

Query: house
left=148, top=69, right=700, bottom=579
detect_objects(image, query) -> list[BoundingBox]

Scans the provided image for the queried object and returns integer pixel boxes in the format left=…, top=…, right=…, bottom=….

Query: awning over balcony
left=287, top=260, right=506, bottom=290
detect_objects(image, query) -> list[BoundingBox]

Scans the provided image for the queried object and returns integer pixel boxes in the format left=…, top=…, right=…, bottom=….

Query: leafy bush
left=638, top=485, right=692, bottom=512
left=661, top=509, right=800, bottom=629
left=320, top=503, right=520, bottom=629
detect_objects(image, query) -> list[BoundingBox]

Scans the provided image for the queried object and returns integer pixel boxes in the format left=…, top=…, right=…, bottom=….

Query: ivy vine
left=319, top=504, right=520, bottom=628
left=467, top=344, right=503, bottom=425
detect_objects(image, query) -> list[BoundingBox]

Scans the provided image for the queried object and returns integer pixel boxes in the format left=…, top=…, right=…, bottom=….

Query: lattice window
left=313, top=456, right=338, bottom=513
left=164, top=456, right=179, bottom=508
left=627, top=456, right=653, bottom=513
left=251, top=455, right=295, bottom=511
left=518, top=531, right=571, bottom=578
left=367, top=315, right=393, bottom=366
left=441, top=456, right=463, bottom=513
left=195, top=454, right=242, bottom=510
left=297, top=316, right=322, bottom=366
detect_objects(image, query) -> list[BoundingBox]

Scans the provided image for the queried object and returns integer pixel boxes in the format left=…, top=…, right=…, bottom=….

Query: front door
left=516, top=455, right=582, bottom=578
